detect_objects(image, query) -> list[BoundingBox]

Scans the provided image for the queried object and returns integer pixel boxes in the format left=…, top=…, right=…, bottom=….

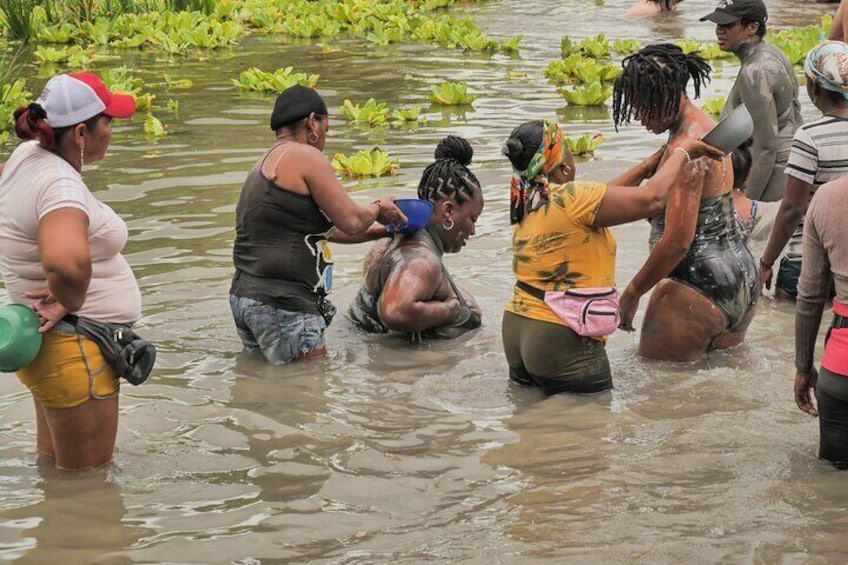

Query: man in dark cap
left=701, top=0, right=802, bottom=203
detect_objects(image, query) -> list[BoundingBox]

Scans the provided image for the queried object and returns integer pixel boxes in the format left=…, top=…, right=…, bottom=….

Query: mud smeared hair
left=417, top=136, right=481, bottom=204
left=612, top=43, right=711, bottom=131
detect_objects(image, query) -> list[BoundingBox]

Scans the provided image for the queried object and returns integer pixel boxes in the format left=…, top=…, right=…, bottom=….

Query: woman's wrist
left=759, top=257, right=773, bottom=270
left=624, top=282, right=643, bottom=297
left=673, top=146, right=691, bottom=162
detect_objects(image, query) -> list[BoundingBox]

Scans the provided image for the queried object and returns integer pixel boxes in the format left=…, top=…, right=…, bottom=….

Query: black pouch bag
left=63, top=315, right=156, bottom=385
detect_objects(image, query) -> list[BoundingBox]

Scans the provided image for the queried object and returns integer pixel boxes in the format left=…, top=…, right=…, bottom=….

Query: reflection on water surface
left=1, top=0, right=846, bottom=562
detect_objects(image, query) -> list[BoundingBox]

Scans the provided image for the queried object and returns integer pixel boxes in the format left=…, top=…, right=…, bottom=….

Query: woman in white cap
left=0, top=72, right=137, bottom=470
left=229, top=85, right=406, bottom=365
left=759, top=41, right=848, bottom=301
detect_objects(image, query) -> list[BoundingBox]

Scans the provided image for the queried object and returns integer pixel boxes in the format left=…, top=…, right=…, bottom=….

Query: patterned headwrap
left=805, top=40, right=848, bottom=100
left=509, top=119, right=566, bottom=225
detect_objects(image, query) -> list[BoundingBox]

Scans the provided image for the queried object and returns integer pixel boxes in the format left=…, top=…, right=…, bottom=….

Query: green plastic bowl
left=0, top=304, right=43, bottom=372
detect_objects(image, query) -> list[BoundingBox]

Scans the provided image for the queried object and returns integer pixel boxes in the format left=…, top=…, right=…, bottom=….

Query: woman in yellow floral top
left=501, top=119, right=722, bottom=394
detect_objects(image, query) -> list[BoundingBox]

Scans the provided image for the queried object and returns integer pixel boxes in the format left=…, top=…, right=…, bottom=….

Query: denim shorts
left=776, top=257, right=801, bottom=299
left=229, top=294, right=326, bottom=365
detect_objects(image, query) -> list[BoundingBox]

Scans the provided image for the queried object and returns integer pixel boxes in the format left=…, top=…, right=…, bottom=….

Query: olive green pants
left=502, top=311, right=612, bottom=395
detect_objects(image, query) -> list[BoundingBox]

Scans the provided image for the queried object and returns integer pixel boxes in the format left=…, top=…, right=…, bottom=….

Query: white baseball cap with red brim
left=36, top=72, right=136, bottom=128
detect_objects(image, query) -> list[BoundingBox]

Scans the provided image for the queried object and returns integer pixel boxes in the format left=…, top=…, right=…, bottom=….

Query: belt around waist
left=833, top=314, right=848, bottom=329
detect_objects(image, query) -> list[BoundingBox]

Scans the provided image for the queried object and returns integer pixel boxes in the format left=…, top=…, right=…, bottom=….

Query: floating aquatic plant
left=428, top=81, right=476, bottom=105
left=339, top=99, right=390, bottom=126
left=332, top=147, right=399, bottom=178
left=34, top=44, right=92, bottom=67
left=163, top=74, right=193, bottom=89
left=674, top=39, right=700, bottom=55
left=545, top=54, right=620, bottom=86
left=500, top=34, right=522, bottom=55
left=612, top=38, right=640, bottom=55
left=232, top=67, right=319, bottom=93
left=566, top=133, right=604, bottom=156
left=770, top=25, right=821, bottom=66
left=390, top=105, right=423, bottom=123
left=144, top=113, right=167, bottom=137
left=701, top=97, right=725, bottom=116
left=559, top=81, right=612, bottom=106
left=561, top=33, right=610, bottom=59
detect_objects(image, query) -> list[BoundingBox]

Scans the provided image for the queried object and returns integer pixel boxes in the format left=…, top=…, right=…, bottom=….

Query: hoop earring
left=307, top=131, right=319, bottom=144
left=442, top=217, right=455, bottom=231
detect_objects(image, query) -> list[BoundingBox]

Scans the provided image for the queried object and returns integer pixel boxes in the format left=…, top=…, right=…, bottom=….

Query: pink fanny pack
left=516, top=281, right=620, bottom=337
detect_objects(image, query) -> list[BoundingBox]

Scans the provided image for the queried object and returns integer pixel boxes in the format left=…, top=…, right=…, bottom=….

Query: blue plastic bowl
left=390, top=198, right=434, bottom=235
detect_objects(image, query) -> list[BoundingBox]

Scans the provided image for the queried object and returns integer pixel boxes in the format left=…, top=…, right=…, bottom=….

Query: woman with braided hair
left=349, top=136, right=484, bottom=340
left=613, top=43, right=760, bottom=361
left=501, top=118, right=722, bottom=394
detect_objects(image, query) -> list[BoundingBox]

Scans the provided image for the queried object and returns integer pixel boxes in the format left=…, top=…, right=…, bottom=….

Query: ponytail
left=14, top=103, right=56, bottom=150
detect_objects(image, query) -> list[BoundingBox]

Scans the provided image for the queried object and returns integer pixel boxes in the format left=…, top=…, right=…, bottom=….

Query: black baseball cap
left=270, top=85, right=327, bottom=131
left=700, top=0, right=767, bottom=26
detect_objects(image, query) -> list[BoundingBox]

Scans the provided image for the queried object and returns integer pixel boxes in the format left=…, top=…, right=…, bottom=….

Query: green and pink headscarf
left=509, top=119, right=566, bottom=225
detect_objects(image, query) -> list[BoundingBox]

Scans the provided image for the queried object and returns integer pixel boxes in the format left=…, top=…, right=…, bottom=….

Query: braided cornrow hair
left=612, top=43, right=711, bottom=132
left=417, top=136, right=481, bottom=204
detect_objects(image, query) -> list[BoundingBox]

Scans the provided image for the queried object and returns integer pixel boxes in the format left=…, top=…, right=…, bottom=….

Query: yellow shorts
left=16, top=330, right=119, bottom=409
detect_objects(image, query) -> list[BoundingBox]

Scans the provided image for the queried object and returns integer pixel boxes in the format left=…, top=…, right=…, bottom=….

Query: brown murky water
left=2, top=0, right=847, bottom=563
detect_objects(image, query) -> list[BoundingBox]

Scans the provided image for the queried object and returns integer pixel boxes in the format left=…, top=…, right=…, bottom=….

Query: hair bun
left=502, top=137, right=524, bottom=162
left=434, top=135, right=473, bottom=166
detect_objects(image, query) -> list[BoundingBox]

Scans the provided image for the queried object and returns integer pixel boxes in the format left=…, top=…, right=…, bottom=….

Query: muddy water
left=2, top=0, right=847, bottom=563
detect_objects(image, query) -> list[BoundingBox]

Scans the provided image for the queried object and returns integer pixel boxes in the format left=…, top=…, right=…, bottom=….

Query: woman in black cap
left=700, top=0, right=801, bottom=202
left=230, top=85, right=406, bottom=365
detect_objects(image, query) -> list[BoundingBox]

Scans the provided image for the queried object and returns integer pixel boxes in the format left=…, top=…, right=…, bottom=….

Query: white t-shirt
left=0, top=141, right=141, bottom=323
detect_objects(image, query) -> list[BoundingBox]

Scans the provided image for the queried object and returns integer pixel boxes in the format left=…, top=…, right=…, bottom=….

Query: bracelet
left=759, top=257, right=773, bottom=270
left=674, top=146, right=691, bottom=162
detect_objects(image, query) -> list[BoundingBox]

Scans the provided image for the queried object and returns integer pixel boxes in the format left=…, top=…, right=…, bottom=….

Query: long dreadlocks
left=612, top=43, right=712, bottom=132
left=417, top=136, right=481, bottom=204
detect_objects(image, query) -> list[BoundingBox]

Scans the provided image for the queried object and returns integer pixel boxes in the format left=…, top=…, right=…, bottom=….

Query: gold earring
left=80, top=145, right=85, bottom=170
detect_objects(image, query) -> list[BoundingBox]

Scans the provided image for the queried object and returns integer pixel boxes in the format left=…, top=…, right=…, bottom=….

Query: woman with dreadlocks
left=613, top=43, right=760, bottom=361
left=349, top=136, right=484, bottom=340
left=501, top=120, right=721, bottom=394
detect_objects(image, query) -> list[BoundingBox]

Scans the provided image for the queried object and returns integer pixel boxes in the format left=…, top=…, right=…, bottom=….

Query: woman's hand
left=795, top=368, right=818, bottom=417
left=25, top=289, right=70, bottom=333
left=679, top=138, right=726, bottom=162
left=374, top=197, right=408, bottom=228
left=618, top=285, right=640, bottom=332
left=640, top=145, right=666, bottom=180
left=759, top=259, right=774, bottom=292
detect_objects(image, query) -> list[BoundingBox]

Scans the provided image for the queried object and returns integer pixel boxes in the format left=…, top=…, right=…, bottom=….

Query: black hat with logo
left=700, top=0, right=767, bottom=26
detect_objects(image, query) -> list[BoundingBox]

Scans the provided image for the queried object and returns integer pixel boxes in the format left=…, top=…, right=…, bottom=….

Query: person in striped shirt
left=759, top=41, right=848, bottom=300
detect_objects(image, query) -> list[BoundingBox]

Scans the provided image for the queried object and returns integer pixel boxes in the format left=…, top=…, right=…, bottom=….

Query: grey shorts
left=229, top=294, right=326, bottom=365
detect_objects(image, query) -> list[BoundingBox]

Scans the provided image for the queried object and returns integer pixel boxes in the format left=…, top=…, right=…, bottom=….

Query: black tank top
left=230, top=143, right=334, bottom=314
